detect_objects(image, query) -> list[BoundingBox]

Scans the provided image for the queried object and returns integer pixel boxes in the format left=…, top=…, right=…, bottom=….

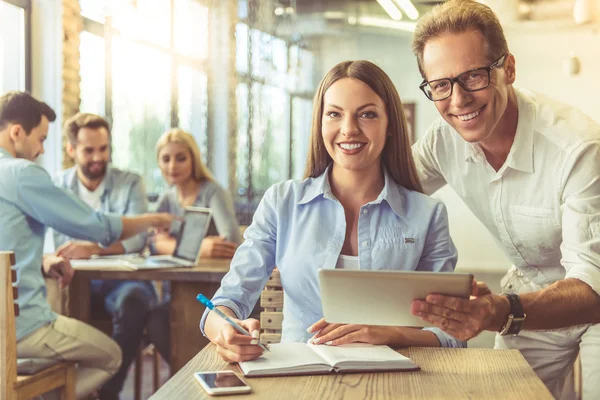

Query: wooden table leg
left=45, top=278, right=67, bottom=315
left=67, top=275, right=91, bottom=322
left=169, top=280, right=220, bottom=373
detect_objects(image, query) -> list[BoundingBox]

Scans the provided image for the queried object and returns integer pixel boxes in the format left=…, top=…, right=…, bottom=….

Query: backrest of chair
left=259, top=268, right=283, bottom=344
left=0, top=251, right=18, bottom=397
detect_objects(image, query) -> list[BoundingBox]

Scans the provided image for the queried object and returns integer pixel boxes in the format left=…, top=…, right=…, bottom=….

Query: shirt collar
left=372, top=168, right=405, bottom=219
left=463, top=88, right=536, bottom=173
left=68, top=165, right=113, bottom=195
left=503, top=89, right=536, bottom=173
left=0, top=147, right=14, bottom=159
left=298, top=165, right=334, bottom=205
left=298, top=165, right=405, bottom=219
left=464, top=142, right=485, bottom=163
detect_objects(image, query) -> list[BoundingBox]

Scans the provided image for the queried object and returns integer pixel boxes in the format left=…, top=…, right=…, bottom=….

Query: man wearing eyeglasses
left=409, top=1, right=600, bottom=399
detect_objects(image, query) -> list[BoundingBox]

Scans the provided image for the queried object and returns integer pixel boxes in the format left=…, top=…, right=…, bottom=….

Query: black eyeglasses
left=419, top=54, right=508, bottom=101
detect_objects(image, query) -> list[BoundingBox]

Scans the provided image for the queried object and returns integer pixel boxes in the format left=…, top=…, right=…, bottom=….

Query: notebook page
left=238, top=343, right=331, bottom=376
left=70, top=259, right=133, bottom=270
left=311, top=343, right=417, bottom=371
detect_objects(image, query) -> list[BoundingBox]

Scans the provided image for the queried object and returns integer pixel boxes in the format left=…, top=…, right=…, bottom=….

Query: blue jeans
left=91, top=279, right=157, bottom=397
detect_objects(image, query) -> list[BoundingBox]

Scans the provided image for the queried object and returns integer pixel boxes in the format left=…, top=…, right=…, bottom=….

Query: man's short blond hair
left=412, top=0, right=509, bottom=79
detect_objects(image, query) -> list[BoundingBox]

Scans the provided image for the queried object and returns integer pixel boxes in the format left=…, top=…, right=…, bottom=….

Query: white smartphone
left=194, top=371, right=252, bottom=396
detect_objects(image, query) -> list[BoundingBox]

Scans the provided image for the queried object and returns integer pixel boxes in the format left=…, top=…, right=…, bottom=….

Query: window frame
left=235, top=17, right=315, bottom=208
left=2, top=0, right=32, bottom=91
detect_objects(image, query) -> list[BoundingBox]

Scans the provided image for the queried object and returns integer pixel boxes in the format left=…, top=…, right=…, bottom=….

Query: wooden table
left=65, top=260, right=230, bottom=372
left=150, top=344, right=553, bottom=399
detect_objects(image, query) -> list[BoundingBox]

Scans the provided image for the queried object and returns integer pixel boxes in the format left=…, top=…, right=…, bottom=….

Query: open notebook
left=238, top=343, right=419, bottom=377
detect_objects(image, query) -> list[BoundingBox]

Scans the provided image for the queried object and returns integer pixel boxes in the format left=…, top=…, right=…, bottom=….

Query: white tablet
left=319, top=269, right=473, bottom=327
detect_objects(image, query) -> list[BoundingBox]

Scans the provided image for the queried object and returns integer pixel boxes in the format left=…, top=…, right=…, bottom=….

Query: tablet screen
left=174, top=210, right=212, bottom=261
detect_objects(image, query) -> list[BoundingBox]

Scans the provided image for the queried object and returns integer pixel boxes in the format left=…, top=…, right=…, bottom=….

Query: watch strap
left=500, top=292, right=526, bottom=336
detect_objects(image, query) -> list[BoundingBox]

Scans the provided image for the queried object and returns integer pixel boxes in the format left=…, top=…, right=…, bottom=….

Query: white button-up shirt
left=413, top=88, right=600, bottom=296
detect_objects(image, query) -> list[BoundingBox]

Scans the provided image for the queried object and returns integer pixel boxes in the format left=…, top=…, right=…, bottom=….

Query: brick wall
left=61, top=0, right=82, bottom=169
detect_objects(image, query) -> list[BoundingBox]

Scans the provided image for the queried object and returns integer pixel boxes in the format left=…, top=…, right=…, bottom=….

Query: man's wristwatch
left=499, top=293, right=526, bottom=336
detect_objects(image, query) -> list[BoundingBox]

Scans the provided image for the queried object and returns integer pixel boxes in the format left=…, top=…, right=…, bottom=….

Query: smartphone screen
left=195, top=371, right=248, bottom=389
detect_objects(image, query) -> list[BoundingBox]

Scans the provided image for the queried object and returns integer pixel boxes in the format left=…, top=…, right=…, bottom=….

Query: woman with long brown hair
left=202, top=60, right=462, bottom=363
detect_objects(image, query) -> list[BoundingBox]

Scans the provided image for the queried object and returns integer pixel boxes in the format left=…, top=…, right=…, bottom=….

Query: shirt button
left=362, top=241, right=369, bottom=247
left=363, top=209, right=369, bottom=215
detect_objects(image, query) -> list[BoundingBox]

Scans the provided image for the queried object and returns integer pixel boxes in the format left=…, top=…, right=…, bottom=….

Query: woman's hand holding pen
left=214, top=317, right=264, bottom=363
left=307, top=318, right=402, bottom=347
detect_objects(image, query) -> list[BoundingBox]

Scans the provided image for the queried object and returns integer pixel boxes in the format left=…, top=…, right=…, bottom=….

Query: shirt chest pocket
left=107, top=197, right=128, bottom=215
left=507, top=205, right=562, bottom=264
left=373, top=227, right=419, bottom=249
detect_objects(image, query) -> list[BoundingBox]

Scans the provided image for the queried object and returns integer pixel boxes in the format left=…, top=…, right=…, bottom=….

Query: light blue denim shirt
left=0, top=148, right=123, bottom=340
left=200, top=167, right=464, bottom=348
left=52, top=166, right=148, bottom=253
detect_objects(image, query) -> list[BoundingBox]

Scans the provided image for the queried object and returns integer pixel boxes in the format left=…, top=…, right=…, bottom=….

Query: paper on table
left=239, top=343, right=331, bottom=376
left=238, top=342, right=419, bottom=377
left=311, top=343, right=417, bottom=370
left=70, top=259, right=134, bottom=270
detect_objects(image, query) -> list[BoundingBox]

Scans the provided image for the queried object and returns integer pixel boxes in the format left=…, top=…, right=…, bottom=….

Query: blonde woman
left=201, top=60, right=463, bottom=364
left=152, top=128, right=241, bottom=258
left=146, top=129, right=242, bottom=362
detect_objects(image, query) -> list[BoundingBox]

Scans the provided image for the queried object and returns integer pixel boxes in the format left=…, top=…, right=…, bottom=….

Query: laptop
left=319, top=269, right=473, bottom=327
left=122, top=206, right=214, bottom=269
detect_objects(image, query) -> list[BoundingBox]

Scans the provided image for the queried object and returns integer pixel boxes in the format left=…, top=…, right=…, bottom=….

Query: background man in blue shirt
left=0, top=91, right=173, bottom=400
left=51, top=112, right=158, bottom=399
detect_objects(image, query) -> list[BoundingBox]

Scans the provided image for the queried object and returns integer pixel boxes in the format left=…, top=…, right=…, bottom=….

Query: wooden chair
left=0, top=251, right=76, bottom=400
left=133, top=343, right=162, bottom=400
left=133, top=280, right=165, bottom=400
left=260, top=268, right=283, bottom=344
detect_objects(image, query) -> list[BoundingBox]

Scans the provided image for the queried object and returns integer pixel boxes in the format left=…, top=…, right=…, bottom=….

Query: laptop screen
left=173, top=208, right=213, bottom=261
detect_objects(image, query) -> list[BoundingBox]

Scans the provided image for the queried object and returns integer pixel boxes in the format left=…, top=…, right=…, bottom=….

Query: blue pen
left=196, top=293, right=270, bottom=352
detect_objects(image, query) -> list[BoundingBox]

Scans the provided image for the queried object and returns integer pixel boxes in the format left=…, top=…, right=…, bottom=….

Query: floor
left=120, top=352, right=171, bottom=400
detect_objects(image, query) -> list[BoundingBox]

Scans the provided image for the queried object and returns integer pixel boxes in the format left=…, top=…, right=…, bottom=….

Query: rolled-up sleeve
left=17, top=164, right=122, bottom=247
left=199, top=186, right=278, bottom=335
left=416, top=201, right=465, bottom=347
left=417, top=202, right=458, bottom=273
left=560, top=141, right=600, bottom=296
left=120, top=176, right=149, bottom=253
left=423, top=327, right=466, bottom=348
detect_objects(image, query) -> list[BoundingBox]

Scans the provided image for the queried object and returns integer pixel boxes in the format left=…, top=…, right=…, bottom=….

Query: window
left=79, top=31, right=105, bottom=115
left=0, top=0, right=31, bottom=92
left=235, top=17, right=315, bottom=223
left=79, top=0, right=316, bottom=216
left=250, top=82, right=290, bottom=194
left=79, top=0, right=209, bottom=195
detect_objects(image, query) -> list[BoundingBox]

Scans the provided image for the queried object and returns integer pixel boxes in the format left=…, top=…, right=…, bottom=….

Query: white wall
left=505, top=23, right=600, bottom=123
